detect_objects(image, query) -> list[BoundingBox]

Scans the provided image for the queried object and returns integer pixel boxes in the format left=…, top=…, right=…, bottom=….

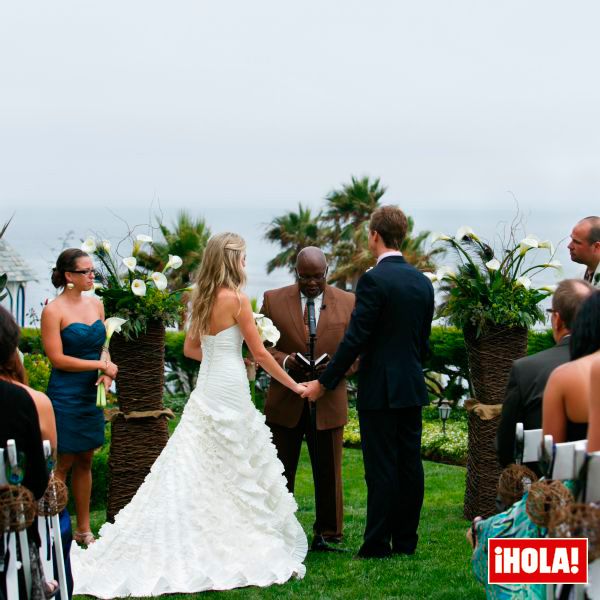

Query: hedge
left=20, top=325, right=555, bottom=403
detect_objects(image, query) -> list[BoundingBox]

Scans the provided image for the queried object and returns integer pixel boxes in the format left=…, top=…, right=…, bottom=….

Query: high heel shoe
left=73, top=530, right=96, bottom=545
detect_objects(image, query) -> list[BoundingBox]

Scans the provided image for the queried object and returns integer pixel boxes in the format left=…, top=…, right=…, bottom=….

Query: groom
left=302, top=205, right=434, bottom=558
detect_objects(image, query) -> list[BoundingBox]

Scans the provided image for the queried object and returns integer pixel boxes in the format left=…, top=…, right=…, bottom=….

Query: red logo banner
left=488, top=538, right=588, bottom=585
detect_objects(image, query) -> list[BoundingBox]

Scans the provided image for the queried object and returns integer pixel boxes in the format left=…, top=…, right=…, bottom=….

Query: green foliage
left=137, top=210, right=211, bottom=293
left=344, top=406, right=469, bottom=465
left=23, top=353, right=51, bottom=392
left=164, top=330, right=199, bottom=394
left=434, top=230, right=557, bottom=336
left=19, top=328, right=45, bottom=354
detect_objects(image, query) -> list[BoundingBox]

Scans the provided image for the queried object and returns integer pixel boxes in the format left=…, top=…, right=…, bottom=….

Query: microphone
left=307, top=298, right=317, bottom=337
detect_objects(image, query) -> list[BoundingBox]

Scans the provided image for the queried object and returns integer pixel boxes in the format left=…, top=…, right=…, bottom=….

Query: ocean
left=1, top=203, right=588, bottom=326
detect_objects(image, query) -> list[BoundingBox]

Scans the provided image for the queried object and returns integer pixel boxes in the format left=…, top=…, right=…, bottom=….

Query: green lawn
left=79, top=446, right=484, bottom=600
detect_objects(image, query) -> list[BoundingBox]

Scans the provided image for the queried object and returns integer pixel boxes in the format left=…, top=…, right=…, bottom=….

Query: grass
left=79, top=446, right=484, bottom=600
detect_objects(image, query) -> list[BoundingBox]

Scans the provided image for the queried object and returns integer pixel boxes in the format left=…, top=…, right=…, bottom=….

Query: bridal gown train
left=71, top=324, right=307, bottom=598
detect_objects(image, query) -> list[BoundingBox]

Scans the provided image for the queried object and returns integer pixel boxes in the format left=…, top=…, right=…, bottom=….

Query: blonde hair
left=188, top=232, right=247, bottom=336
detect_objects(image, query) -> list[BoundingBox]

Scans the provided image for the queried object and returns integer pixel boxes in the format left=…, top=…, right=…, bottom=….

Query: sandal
left=73, top=530, right=96, bottom=545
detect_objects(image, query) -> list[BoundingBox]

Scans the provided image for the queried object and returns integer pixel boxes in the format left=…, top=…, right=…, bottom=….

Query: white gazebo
left=0, top=239, right=37, bottom=326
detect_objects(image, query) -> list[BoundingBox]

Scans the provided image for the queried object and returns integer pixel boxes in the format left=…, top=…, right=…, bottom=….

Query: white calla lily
left=253, top=313, right=281, bottom=345
left=136, top=234, right=153, bottom=243
left=543, top=260, right=562, bottom=270
left=485, top=259, right=501, bottom=271
left=538, top=240, right=554, bottom=254
left=131, top=279, right=147, bottom=296
left=123, top=257, right=137, bottom=272
left=101, top=239, right=111, bottom=252
left=93, top=282, right=104, bottom=292
left=423, top=272, right=438, bottom=282
left=455, top=226, right=478, bottom=241
left=436, top=266, right=457, bottom=279
left=151, top=272, right=168, bottom=291
left=515, top=276, right=532, bottom=289
left=81, top=237, right=96, bottom=253
left=539, top=284, right=558, bottom=293
left=519, top=237, right=539, bottom=255
left=431, top=232, right=451, bottom=243
left=104, top=317, right=127, bottom=340
left=164, top=254, right=183, bottom=271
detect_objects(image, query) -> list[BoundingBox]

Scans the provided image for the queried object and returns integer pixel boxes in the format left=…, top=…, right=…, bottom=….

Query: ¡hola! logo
left=488, top=538, right=588, bottom=585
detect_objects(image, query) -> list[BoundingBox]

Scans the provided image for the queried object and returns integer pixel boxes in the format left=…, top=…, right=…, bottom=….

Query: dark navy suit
left=319, top=255, right=434, bottom=556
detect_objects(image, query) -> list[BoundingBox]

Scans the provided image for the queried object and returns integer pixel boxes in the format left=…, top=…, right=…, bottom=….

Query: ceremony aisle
left=78, top=445, right=483, bottom=600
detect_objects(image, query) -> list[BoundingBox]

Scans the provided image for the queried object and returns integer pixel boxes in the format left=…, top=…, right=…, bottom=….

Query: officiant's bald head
left=296, top=247, right=327, bottom=298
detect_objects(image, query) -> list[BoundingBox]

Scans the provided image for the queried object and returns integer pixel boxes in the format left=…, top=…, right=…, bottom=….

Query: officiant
left=261, top=247, right=356, bottom=548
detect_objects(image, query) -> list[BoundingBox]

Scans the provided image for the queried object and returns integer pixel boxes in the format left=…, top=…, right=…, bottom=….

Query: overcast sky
left=1, top=1, right=599, bottom=215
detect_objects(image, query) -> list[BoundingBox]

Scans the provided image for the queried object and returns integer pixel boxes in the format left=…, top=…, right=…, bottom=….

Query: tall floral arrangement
left=427, top=226, right=560, bottom=336
left=82, top=234, right=185, bottom=338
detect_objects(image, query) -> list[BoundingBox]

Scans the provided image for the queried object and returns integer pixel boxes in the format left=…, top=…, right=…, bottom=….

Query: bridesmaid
left=41, top=248, right=118, bottom=545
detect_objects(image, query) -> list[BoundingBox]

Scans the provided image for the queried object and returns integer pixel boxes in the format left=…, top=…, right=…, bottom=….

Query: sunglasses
left=68, top=269, right=96, bottom=275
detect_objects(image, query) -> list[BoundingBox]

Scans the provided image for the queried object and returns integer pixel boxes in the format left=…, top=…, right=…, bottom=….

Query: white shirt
left=300, top=291, right=324, bottom=327
left=283, top=291, right=324, bottom=370
left=377, top=250, right=403, bottom=264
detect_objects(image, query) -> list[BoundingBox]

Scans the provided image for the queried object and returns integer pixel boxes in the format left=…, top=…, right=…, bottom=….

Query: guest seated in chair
left=496, top=279, right=593, bottom=467
left=542, top=289, right=600, bottom=443
left=0, top=305, right=60, bottom=598
left=587, top=354, right=600, bottom=453
left=468, top=291, right=600, bottom=600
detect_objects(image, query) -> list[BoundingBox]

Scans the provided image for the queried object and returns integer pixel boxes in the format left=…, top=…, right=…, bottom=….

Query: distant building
left=0, top=239, right=37, bottom=326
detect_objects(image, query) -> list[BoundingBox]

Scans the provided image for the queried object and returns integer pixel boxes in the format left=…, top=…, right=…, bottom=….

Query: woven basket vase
left=106, top=320, right=169, bottom=523
left=463, top=324, right=528, bottom=520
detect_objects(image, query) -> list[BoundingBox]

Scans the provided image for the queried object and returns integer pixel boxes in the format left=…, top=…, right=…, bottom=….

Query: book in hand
left=296, top=353, right=329, bottom=367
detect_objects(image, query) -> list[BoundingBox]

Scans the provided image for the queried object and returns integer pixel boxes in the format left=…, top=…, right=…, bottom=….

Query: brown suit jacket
left=261, top=283, right=356, bottom=430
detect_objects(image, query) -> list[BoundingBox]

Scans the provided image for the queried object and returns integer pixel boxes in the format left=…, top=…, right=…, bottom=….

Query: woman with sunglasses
left=41, top=248, right=118, bottom=545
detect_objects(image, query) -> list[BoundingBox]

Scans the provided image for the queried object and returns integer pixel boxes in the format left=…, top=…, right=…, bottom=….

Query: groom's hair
left=369, top=206, right=408, bottom=250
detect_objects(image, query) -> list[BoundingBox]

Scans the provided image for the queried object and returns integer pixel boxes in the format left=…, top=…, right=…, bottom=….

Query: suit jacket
left=261, top=283, right=355, bottom=430
left=584, top=264, right=600, bottom=288
left=319, top=256, right=434, bottom=411
left=496, top=336, right=571, bottom=467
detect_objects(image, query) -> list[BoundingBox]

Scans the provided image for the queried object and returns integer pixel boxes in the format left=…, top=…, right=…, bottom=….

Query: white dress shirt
left=283, top=291, right=324, bottom=370
left=376, top=250, right=403, bottom=264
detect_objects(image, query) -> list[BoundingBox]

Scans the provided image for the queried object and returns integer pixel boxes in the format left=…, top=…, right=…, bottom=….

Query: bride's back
left=207, top=288, right=241, bottom=336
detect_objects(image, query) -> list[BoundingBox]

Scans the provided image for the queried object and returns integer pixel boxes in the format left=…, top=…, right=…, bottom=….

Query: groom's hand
left=301, top=379, right=325, bottom=402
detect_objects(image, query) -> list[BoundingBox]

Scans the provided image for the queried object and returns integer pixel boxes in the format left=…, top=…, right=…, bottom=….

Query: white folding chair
left=38, top=440, right=68, bottom=600
left=541, top=435, right=588, bottom=480
left=514, top=423, right=543, bottom=465
left=583, top=452, right=600, bottom=600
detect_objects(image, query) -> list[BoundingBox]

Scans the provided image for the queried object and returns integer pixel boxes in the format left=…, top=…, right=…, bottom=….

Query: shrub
left=23, top=353, right=51, bottom=392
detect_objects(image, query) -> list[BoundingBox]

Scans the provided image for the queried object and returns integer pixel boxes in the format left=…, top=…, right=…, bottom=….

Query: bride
left=72, top=233, right=308, bottom=598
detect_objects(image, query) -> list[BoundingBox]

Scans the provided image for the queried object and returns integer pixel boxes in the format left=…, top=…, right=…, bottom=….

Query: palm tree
left=324, top=176, right=386, bottom=288
left=138, top=211, right=211, bottom=290
left=264, top=204, right=324, bottom=274
left=402, top=217, right=445, bottom=272
left=137, top=211, right=211, bottom=329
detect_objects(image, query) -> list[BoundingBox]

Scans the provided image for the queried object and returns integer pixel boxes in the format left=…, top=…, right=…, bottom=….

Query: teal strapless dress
left=47, top=319, right=106, bottom=454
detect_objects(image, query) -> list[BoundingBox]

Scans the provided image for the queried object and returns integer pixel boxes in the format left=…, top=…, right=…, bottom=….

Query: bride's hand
left=293, top=382, right=308, bottom=395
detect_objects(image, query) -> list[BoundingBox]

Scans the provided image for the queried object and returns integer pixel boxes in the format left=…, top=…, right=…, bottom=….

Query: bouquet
left=96, top=317, right=127, bottom=407
left=246, top=313, right=280, bottom=404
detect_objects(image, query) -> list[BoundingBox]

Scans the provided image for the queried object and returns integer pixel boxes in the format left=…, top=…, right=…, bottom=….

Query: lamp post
left=438, top=399, right=452, bottom=435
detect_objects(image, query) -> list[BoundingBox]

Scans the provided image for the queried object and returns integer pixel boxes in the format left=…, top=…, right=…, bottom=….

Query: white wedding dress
left=72, top=324, right=307, bottom=598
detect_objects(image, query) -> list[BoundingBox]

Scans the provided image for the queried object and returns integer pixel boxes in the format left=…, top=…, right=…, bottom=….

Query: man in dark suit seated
left=303, top=205, right=434, bottom=559
left=496, top=278, right=594, bottom=467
